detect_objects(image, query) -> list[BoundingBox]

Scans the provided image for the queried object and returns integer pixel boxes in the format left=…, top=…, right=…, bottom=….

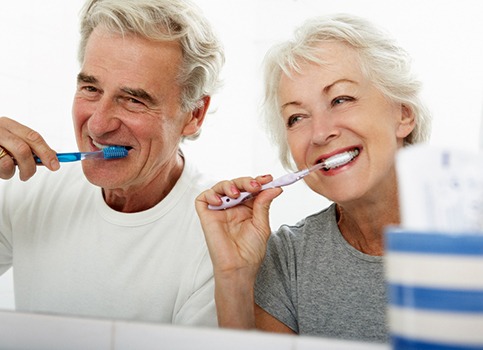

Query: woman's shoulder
left=278, top=202, right=336, bottom=229
left=272, top=203, right=337, bottom=240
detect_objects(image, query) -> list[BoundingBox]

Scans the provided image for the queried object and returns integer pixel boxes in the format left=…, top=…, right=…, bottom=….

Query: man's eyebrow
left=76, top=73, right=157, bottom=105
left=121, top=87, right=157, bottom=105
left=77, top=73, right=98, bottom=84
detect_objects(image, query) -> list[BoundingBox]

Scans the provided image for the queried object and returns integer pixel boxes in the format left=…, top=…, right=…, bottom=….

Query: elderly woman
left=196, top=14, right=431, bottom=342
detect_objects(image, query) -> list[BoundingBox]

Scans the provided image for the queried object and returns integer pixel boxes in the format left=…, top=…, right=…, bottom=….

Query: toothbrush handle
left=56, top=153, right=83, bottom=162
left=208, top=191, right=255, bottom=210
left=265, top=171, right=307, bottom=188
left=208, top=171, right=308, bottom=210
left=34, top=153, right=83, bottom=164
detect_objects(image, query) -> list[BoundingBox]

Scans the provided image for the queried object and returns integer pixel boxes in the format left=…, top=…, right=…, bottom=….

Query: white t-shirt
left=0, top=156, right=217, bottom=326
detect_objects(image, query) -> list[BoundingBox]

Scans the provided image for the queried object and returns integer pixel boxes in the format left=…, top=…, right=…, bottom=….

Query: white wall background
left=1, top=0, right=482, bottom=311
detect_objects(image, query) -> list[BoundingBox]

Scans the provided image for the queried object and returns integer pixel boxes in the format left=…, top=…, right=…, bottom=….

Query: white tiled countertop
left=0, top=310, right=389, bottom=350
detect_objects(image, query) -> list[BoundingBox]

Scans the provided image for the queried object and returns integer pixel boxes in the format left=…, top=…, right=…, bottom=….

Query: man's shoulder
left=180, top=159, right=219, bottom=193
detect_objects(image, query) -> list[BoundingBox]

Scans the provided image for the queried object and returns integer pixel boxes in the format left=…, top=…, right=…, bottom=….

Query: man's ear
left=182, top=96, right=211, bottom=137
left=396, top=104, right=416, bottom=139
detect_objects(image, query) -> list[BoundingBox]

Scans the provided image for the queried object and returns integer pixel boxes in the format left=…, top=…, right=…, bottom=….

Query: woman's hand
left=0, top=117, right=59, bottom=181
left=196, top=175, right=282, bottom=276
left=195, top=175, right=282, bottom=328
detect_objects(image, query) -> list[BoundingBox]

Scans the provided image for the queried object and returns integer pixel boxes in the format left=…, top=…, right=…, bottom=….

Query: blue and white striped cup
left=385, top=228, right=483, bottom=350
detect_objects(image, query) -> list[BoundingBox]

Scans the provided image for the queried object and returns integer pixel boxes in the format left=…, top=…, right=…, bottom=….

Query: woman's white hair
left=262, top=14, right=431, bottom=170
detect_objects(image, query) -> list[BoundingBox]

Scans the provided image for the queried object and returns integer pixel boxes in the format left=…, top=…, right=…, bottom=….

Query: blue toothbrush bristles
left=102, top=146, right=129, bottom=159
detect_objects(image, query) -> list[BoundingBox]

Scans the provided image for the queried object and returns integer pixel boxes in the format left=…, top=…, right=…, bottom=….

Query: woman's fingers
left=202, top=175, right=275, bottom=207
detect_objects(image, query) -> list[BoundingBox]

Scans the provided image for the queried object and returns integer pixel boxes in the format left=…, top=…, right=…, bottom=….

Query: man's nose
left=87, top=97, right=122, bottom=137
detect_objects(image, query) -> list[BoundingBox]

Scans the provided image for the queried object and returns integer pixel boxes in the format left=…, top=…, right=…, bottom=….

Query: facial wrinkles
left=279, top=44, right=363, bottom=168
left=279, top=45, right=406, bottom=207
left=280, top=55, right=361, bottom=125
left=90, top=28, right=181, bottom=100
left=76, top=27, right=186, bottom=194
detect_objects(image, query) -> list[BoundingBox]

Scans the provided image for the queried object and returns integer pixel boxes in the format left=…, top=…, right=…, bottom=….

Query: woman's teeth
left=322, top=149, right=359, bottom=170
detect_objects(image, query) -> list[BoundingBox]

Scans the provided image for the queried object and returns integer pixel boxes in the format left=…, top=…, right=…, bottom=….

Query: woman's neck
left=335, top=194, right=400, bottom=256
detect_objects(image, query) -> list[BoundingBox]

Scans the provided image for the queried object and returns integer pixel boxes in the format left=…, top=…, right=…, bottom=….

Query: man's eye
left=128, top=98, right=143, bottom=104
left=123, top=97, right=148, bottom=111
left=84, top=86, right=98, bottom=93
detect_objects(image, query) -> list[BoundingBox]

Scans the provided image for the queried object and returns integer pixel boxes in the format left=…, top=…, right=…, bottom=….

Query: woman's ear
left=182, top=96, right=211, bottom=137
left=396, top=104, right=416, bottom=139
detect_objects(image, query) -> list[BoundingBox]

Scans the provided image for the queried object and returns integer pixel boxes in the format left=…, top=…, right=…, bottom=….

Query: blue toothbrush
left=34, top=146, right=129, bottom=164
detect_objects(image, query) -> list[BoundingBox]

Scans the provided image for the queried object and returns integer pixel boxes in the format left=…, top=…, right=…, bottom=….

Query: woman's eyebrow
left=280, top=79, right=358, bottom=110
left=323, top=78, right=357, bottom=94
left=281, top=100, right=302, bottom=110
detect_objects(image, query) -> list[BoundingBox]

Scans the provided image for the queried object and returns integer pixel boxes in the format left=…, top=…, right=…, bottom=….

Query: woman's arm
left=255, top=304, right=296, bottom=334
left=213, top=269, right=257, bottom=328
left=195, top=175, right=282, bottom=329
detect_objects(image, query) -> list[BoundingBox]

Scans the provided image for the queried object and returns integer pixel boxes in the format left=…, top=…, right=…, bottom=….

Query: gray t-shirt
left=255, top=203, right=388, bottom=343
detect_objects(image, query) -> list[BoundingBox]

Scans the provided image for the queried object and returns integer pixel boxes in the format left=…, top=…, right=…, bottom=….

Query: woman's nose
left=310, top=111, right=340, bottom=145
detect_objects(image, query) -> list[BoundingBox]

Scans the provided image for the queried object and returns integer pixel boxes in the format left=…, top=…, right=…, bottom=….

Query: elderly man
left=0, top=0, right=224, bottom=326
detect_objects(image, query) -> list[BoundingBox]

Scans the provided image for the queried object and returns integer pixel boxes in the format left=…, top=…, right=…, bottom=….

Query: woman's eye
left=287, top=115, right=303, bottom=128
left=331, top=96, right=354, bottom=106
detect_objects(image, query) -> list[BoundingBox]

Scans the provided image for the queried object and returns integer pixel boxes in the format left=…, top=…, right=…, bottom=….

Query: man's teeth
left=93, top=141, right=118, bottom=149
left=93, top=142, right=132, bottom=151
left=93, top=141, right=109, bottom=149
